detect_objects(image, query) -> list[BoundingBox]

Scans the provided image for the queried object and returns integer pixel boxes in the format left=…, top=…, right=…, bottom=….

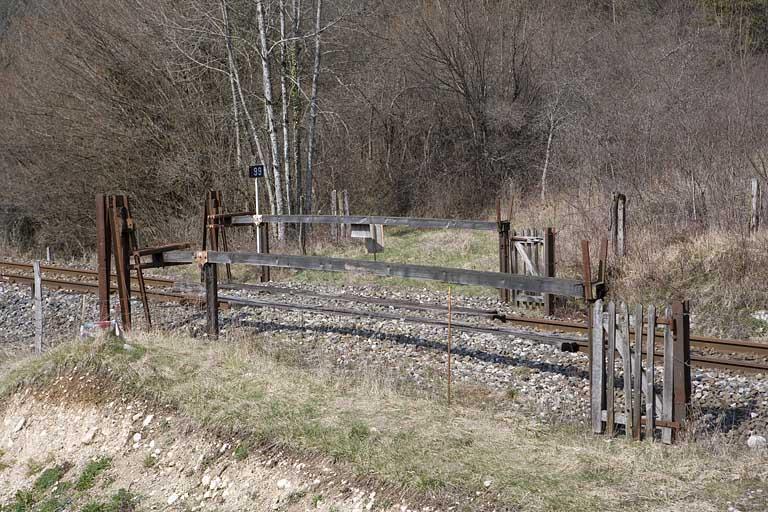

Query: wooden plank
left=591, top=300, right=605, bottom=434
left=331, top=189, right=338, bottom=240
left=606, top=301, right=616, bottom=436
left=33, top=260, right=43, bottom=355
left=633, top=304, right=643, bottom=441
left=672, top=301, right=690, bottom=433
left=619, top=303, right=633, bottom=438
left=580, top=241, right=593, bottom=301
left=225, top=214, right=499, bottom=231
left=343, top=190, right=351, bottom=237
left=645, top=305, right=656, bottom=441
left=163, top=251, right=586, bottom=297
left=204, top=262, right=219, bottom=338
left=662, top=306, right=674, bottom=444
left=514, top=242, right=538, bottom=275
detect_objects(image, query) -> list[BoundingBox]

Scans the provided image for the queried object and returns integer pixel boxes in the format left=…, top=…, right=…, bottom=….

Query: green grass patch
left=33, top=465, right=68, bottom=492
left=75, top=457, right=112, bottom=491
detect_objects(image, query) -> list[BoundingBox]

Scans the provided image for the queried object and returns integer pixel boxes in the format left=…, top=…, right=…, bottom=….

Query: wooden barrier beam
left=163, top=251, right=586, bottom=297
left=222, top=214, right=498, bottom=231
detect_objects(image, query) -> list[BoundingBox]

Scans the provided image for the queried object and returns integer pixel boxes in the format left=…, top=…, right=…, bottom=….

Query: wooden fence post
left=204, top=261, right=219, bottom=338
left=96, top=194, right=112, bottom=322
left=331, top=189, right=338, bottom=240
left=498, top=222, right=510, bottom=302
left=544, top=227, right=555, bottom=315
left=645, top=305, right=656, bottom=441
left=611, top=193, right=626, bottom=257
left=590, top=299, right=605, bottom=433
left=672, top=300, right=691, bottom=438
left=750, top=177, right=761, bottom=236
left=33, top=260, right=43, bottom=355
left=661, top=306, right=674, bottom=444
left=343, top=189, right=350, bottom=237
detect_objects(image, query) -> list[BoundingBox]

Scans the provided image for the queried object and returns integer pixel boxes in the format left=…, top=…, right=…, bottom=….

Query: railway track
left=2, top=259, right=768, bottom=374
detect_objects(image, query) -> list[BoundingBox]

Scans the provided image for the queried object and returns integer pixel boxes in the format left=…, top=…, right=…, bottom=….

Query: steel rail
left=2, top=260, right=768, bottom=372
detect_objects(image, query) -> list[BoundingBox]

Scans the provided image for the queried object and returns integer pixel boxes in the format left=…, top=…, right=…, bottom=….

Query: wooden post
left=750, top=177, right=761, bottom=236
left=580, top=241, right=593, bottom=302
left=447, top=286, right=452, bottom=406
left=661, top=306, right=674, bottom=444
left=204, top=262, right=219, bottom=338
left=645, top=305, right=656, bottom=441
left=672, top=301, right=691, bottom=435
left=45, top=247, right=53, bottom=262
left=632, top=304, right=643, bottom=441
left=619, top=303, right=632, bottom=438
left=498, top=221, right=510, bottom=302
left=611, top=193, right=626, bottom=257
left=591, top=299, right=605, bottom=433
left=33, top=260, right=43, bottom=355
left=606, top=301, right=616, bottom=436
left=343, top=189, right=350, bottom=237
left=331, top=189, right=338, bottom=240
left=96, top=194, right=112, bottom=322
left=543, top=227, right=555, bottom=315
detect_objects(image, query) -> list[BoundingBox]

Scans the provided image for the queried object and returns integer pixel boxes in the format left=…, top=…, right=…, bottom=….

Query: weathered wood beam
left=163, top=250, right=585, bottom=297
left=220, top=214, right=498, bottom=231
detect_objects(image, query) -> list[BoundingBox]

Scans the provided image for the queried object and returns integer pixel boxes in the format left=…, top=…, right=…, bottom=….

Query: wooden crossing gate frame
left=590, top=299, right=691, bottom=443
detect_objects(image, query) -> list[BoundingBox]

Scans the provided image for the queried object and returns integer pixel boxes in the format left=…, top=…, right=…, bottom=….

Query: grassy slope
left=1, top=335, right=764, bottom=512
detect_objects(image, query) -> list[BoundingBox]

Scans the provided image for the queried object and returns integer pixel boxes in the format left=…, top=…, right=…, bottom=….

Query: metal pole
left=447, top=286, right=452, bottom=406
left=204, top=262, right=219, bottom=339
left=33, top=260, right=43, bottom=355
left=96, top=194, right=111, bottom=322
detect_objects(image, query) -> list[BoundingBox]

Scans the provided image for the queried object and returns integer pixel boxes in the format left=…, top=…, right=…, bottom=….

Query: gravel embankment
left=1, top=279, right=767, bottom=443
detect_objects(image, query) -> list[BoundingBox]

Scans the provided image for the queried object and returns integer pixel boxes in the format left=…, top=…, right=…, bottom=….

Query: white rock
left=142, top=414, right=154, bottom=427
left=167, top=493, right=179, bottom=505
left=747, top=435, right=767, bottom=449
left=132, top=412, right=143, bottom=421
left=82, top=427, right=98, bottom=445
left=483, top=479, right=493, bottom=488
left=149, top=440, right=156, bottom=449
left=132, top=432, right=142, bottom=443
left=201, top=474, right=211, bottom=487
left=277, top=478, right=291, bottom=490
left=13, top=418, right=25, bottom=433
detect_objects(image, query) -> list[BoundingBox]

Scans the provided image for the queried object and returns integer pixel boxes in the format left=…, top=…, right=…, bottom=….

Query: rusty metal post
left=544, top=227, right=555, bottom=316
left=96, top=194, right=112, bottom=322
left=259, top=222, right=271, bottom=282
left=751, top=177, right=761, bottom=236
left=110, top=195, right=132, bottom=331
left=204, top=262, right=219, bottom=338
left=497, top=200, right=510, bottom=302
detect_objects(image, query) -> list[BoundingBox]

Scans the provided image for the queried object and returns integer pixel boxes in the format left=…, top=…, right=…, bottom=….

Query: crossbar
left=163, top=250, right=585, bottom=297
left=220, top=214, right=498, bottom=231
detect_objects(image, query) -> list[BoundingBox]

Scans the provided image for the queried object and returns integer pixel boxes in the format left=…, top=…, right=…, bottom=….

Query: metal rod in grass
left=448, top=286, right=452, bottom=406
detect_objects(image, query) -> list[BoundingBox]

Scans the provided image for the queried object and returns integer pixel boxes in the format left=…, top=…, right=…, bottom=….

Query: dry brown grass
left=1, top=333, right=765, bottom=511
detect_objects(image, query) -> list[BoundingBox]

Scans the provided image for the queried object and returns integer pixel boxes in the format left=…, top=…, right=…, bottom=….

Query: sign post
left=248, top=164, right=265, bottom=252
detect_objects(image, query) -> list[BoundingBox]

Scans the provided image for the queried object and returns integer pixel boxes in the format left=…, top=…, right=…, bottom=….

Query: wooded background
left=1, top=0, right=768, bottom=252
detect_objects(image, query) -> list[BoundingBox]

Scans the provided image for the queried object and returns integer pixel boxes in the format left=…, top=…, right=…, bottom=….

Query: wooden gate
left=508, top=228, right=555, bottom=314
left=590, top=300, right=691, bottom=444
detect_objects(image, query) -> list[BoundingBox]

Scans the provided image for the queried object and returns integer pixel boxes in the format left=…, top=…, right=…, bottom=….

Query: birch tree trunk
left=279, top=0, right=292, bottom=215
left=305, top=0, right=322, bottom=217
left=540, top=113, right=554, bottom=203
left=221, top=0, right=274, bottom=213
left=256, top=0, right=286, bottom=240
left=222, top=2, right=241, bottom=169
left=292, top=0, right=303, bottom=216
